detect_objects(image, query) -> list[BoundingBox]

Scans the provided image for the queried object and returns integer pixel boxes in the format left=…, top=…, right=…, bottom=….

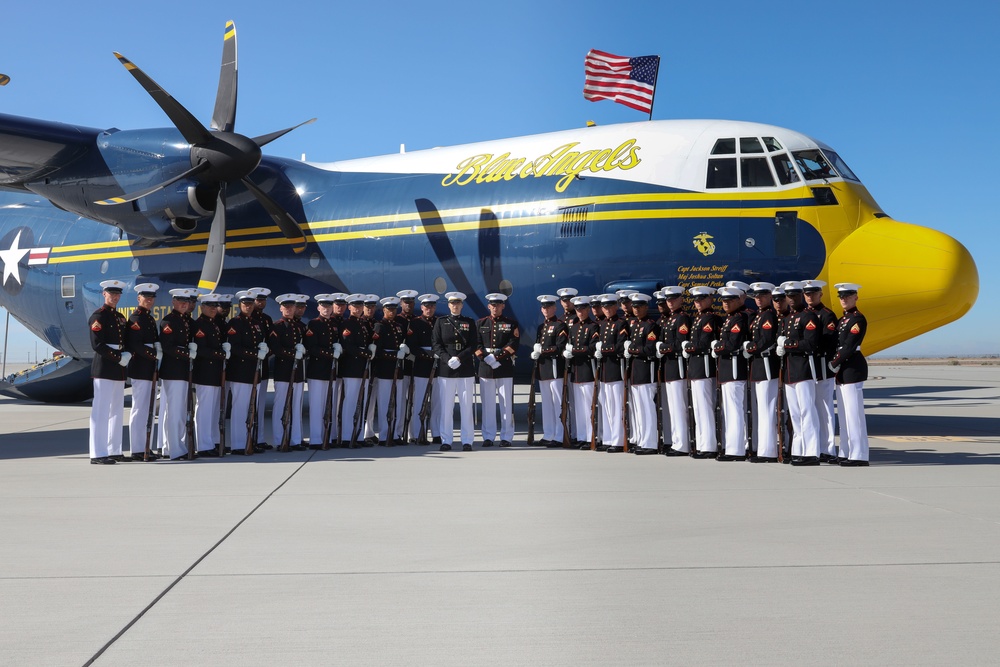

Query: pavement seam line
left=81, top=451, right=317, bottom=667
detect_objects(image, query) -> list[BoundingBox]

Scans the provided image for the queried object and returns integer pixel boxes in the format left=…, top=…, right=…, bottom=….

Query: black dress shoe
left=482, top=439, right=494, bottom=447
left=308, top=444, right=323, bottom=450
left=439, top=443, right=452, bottom=451
left=690, top=451, right=714, bottom=459
left=545, top=441, right=563, bottom=448
left=432, top=436, right=443, bottom=445
left=635, top=448, right=658, bottom=455
left=231, top=449, right=246, bottom=455
left=750, top=456, right=778, bottom=463
left=254, top=444, right=267, bottom=453
left=664, top=448, right=688, bottom=457
left=111, top=454, right=126, bottom=462
left=259, top=443, right=273, bottom=450
left=90, top=457, right=116, bottom=465
left=717, top=454, right=741, bottom=461
left=499, top=440, right=511, bottom=448
left=362, top=440, right=375, bottom=448
left=224, top=446, right=232, bottom=454
left=131, top=452, right=159, bottom=461
left=606, top=446, right=624, bottom=453
left=839, top=459, right=869, bottom=467
left=791, top=456, right=821, bottom=466
left=462, top=444, right=473, bottom=452
left=819, top=453, right=836, bottom=463
left=378, top=440, right=388, bottom=447
left=199, top=449, right=220, bottom=458
left=595, top=444, right=609, bottom=451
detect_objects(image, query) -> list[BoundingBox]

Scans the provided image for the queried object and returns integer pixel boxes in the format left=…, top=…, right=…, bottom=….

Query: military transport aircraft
left=0, top=22, right=979, bottom=402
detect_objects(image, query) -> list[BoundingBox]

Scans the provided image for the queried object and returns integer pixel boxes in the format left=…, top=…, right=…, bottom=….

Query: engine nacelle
left=135, top=179, right=217, bottom=235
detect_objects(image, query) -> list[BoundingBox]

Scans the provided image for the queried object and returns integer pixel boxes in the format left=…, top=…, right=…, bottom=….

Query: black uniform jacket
left=809, top=303, right=838, bottom=381
left=339, top=315, right=373, bottom=378
left=269, top=318, right=305, bottom=383
left=433, top=314, right=476, bottom=379
left=89, top=305, right=128, bottom=381
left=405, top=315, right=438, bottom=378
left=597, top=315, right=629, bottom=383
left=252, top=310, right=273, bottom=380
left=158, top=310, right=192, bottom=382
left=226, top=313, right=265, bottom=384
left=626, top=316, right=659, bottom=385
left=192, top=314, right=225, bottom=387
left=476, top=315, right=520, bottom=380
left=372, top=317, right=406, bottom=380
left=782, top=306, right=821, bottom=384
left=746, top=306, right=781, bottom=382
left=686, top=311, right=721, bottom=381
left=535, top=317, right=569, bottom=381
left=832, top=308, right=868, bottom=385
left=567, top=317, right=599, bottom=384
left=716, top=308, right=751, bottom=383
left=659, top=309, right=691, bottom=382
left=126, top=306, right=159, bottom=381
left=304, top=316, right=340, bottom=381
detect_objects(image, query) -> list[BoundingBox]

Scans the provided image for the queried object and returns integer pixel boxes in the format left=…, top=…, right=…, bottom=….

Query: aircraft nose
left=827, top=217, right=979, bottom=354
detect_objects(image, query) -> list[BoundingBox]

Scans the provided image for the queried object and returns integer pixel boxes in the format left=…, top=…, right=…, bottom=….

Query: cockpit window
left=741, top=158, right=775, bottom=187
left=763, top=137, right=783, bottom=152
left=711, top=138, right=736, bottom=155
left=822, top=149, right=859, bottom=181
left=707, top=158, right=738, bottom=188
left=740, top=137, right=764, bottom=153
left=771, top=153, right=800, bottom=185
left=792, top=150, right=837, bottom=181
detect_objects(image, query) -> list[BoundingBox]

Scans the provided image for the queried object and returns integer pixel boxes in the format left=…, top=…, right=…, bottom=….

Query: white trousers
left=254, top=379, right=268, bottom=445
left=308, top=378, right=341, bottom=446
left=721, top=381, right=747, bottom=457
left=194, top=384, right=221, bottom=452
left=480, top=377, right=514, bottom=442
left=836, top=382, right=869, bottom=461
left=539, top=378, right=564, bottom=442
left=272, top=381, right=304, bottom=445
left=375, top=377, right=406, bottom=441
left=407, top=376, right=442, bottom=440
left=128, top=378, right=155, bottom=455
left=158, top=379, right=189, bottom=459
left=571, top=382, right=595, bottom=446
left=438, top=376, right=474, bottom=445
left=753, top=380, right=779, bottom=458
left=657, top=383, right=672, bottom=446
left=815, top=377, right=837, bottom=457
left=786, top=380, right=819, bottom=458
left=664, top=380, right=690, bottom=453
left=340, top=377, right=365, bottom=443
left=599, top=381, right=624, bottom=447
left=630, top=383, right=657, bottom=450
left=228, top=381, right=253, bottom=451
left=90, top=378, right=124, bottom=459
left=690, top=378, right=717, bottom=452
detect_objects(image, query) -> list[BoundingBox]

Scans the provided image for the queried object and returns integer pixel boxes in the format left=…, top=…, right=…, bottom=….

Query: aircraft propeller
left=97, top=21, right=315, bottom=291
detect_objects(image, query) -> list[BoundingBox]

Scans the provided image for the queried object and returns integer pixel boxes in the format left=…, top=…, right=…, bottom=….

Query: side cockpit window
left=792, top=149, right=837, bottom=181
left=822, top=149, right=860, bottom=181
left=771, top=153, right=800, bottom=185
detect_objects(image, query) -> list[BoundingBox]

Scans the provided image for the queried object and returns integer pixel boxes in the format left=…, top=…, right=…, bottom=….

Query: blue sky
left=1, top=0, right=998, bottom=362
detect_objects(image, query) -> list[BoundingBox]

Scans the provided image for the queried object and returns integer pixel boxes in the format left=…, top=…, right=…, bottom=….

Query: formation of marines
left=87, top=278, right=870, bottom=467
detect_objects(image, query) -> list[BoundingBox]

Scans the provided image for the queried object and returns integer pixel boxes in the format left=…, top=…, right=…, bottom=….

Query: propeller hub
left=191, top=132, right=262, bottom=182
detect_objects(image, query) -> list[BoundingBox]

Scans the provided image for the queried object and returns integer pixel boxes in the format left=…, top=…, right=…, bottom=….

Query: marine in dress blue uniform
left=88, top=279, right=129, bottom=464
left=475, top=293, right=520, bottom=448
left=126, top=282, right=161, bottom=461
left=776, top=281, right=822, bottom=465
left=530, top=295, right=569, bottom=446
left=683, top=286, right=722, bottom=457
left=656, top=286, right=692, bottom=455
left=744, top=282, right=781, bottom=462
left=831, top=283, right=870, bottom=466
left=432, top=292, right=477, bottom=451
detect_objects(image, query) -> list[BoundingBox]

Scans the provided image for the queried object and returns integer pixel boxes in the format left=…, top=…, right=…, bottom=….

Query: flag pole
left=647, top=56, right=661, bottom=121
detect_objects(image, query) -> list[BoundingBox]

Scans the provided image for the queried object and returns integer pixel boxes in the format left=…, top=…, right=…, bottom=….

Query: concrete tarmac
left=1, top=365, right=999, bottom=666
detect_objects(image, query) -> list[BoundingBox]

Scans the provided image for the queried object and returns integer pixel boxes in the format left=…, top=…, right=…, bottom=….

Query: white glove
left=777, top=335, right=787, bottom=350
left=565, top=342, right=573, bottom=353
left=484, top=353, right=497, bottom=367
left=530, top=350, right=541, bottom=360
left=118, top=351, right=132, bottom=367
left=257, top=345, right=268, bottom=360
left=776, top=342, right=786, bottom=357
left=447, top=356, right=460, bottom=370
left=710, top=340, right=722, bottom=359
left=594, top=341, right=603, bottom=360
left=188, top=342, right=198, bottom=360
left=332, top=343, right=343, bottom=359
left=681, top=340, right=693, bottom=359
left=624, top=346, right=632, bottom=359
left=294, top=343, right=305, bottom=360
left=829, top=362, right=840, bottom=373
left=398, top=343, right=409, bottom=357
left=562, top=347, right=574, bottom=360
left=656, top=341, right=666, bottom=359
left=533, top=343, right=542, bottom=355
left=741, top=341, right=752, bottom=359
left=489, top=359, right=501, bottom=370
left=367, top=343, right=377, bottom=357
left=222, top=342, right=231, bottom=360
left=154, top=342, right=163, bottom=363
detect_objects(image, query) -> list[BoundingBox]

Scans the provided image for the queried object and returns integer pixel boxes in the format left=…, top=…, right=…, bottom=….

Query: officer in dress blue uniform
left=304, top=294, right=343, bottom=449
left=405, top=294, right=441, bottom=444
left=226, top=291, right=268, bottom=454
left=192, top=294, right=228, bottom=456
left=656, top=286, right=692, bottom=456
left=831, top=283, right=870, bottom=466
left=683, top=286, right=722, bottom=458
left=621, top=293, right=660, bottom=454
left=475, top=293, right=520, bottom=448
left=803, top=279, right=839, bottom=463
left=339, top=294, right=374, bottom=446
left=530, top=295, right=569, bottom=447
left=564, top=296, right=599, bottom=449
left=88, top=279, right=130, bottom=464
left=744, top=282, right=781, bottom=462
left=776, top=281, right=822, bottom=466
left=270, top=294, right=307, bottom=450
left=713, top=286, right=751, bottom=460
left=157, top=287, right=197, bottom=460
left=432, top=291, right=477, bottom=451
left=595, top=294, right=629, bottom=451
left=372, top=296, right=408, bottom=445
left=126, top=282, right=161, bottom=461
left=248, top=287, right=273, bottom=450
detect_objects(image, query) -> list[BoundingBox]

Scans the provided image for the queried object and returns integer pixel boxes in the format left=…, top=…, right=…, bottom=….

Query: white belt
left=485, top=348, right=501, bottom=353
left=107, top=344, right=121, bottom=350
left=421, top=346, right=432, bottom=351
left=145, top=343, right=154, bottom=348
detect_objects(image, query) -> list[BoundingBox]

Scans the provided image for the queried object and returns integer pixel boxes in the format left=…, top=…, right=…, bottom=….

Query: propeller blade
left=251, top=118, right=317, bottom=149
left=210, top=21, right=238, bottom=133
left=241, top=176, right=307, bottom=254
left=112, top=52, right=213, bottom=145
left=95, top=161, right=208, bottom=206
left=198, top=187, right=227, bottom=291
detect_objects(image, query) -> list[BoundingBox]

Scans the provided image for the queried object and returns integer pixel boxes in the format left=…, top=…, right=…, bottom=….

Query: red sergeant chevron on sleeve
left=583, top=49, right=660, bottom=115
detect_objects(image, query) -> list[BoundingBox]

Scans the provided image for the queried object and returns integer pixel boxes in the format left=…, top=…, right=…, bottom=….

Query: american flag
left=583, top=50, right=660, bottom=115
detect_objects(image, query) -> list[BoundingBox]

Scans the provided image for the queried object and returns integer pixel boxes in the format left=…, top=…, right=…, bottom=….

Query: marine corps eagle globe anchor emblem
left=693, top=232, right=716, bottom=257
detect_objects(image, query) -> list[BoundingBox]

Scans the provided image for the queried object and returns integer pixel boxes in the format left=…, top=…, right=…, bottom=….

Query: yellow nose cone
left=827, top=218, right=978, bottom=354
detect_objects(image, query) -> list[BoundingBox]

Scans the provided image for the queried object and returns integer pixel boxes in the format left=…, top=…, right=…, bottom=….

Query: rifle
left=386, top=353, right=403, bottom=444
left=143, top=367, right=158, bottom=462
left=526, top=359, right=538, bottom=445
left=776, top=355, right=785, bottom=463
left=714, top=345, right=723, bottom=459
left=186, top=355, right=196, bottom=460
left=217, top=364, right=227, bottom=458
left=622, top=353, right=632, bottom=453
left=279, top=354, right=301, bottom=452
left=401, top=367, right=416, bottom=444
left=417, top=356, right=438, bottom=444
left=245, top=357, right=261, bottom=455
left=321, top=356, right=338, bottom=450
left=560, top=354, right=571, bottom=448
left=350, top=354, right=373, bottom=448
left=744, top=361, right=753, bottom=460
left=589, top=359, right=600, bottom=451
left=656, top=360, right=664, bottom=453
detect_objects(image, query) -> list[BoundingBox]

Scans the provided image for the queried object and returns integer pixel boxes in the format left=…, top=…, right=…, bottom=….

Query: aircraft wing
left=0, top=113, right=102, bottom=190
